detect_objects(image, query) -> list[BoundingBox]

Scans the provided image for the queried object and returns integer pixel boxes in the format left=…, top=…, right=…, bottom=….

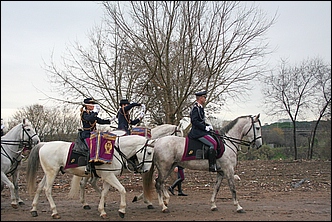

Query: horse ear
left=257, top=113, right=260, bottom=118
left=23, top=118, right=26, bottom=124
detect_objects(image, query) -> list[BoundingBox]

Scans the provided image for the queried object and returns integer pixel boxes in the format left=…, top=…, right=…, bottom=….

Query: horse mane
left=220, top=115, right=250, bottom=134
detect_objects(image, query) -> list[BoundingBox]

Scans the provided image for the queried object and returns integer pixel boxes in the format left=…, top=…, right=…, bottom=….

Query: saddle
left=181, top=132, right=225, bottom=161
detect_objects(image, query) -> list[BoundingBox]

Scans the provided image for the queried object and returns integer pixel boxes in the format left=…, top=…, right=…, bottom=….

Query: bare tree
left=307, top=59, right=331, bottom=159
left=8, top=104, right=80, bottom=142
left=43, top=1, right=276, bottom=125
left=262, top=58, right=330, bottom=160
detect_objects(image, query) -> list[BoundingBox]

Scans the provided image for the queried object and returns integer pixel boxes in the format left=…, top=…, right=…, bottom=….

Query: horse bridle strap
left=112, top=139, right=152, bottom=173
left=211, top=116, right=260, bottom=152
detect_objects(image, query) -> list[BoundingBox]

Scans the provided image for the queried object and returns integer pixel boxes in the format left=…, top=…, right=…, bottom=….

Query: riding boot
left=177, top=181, right=187, bottom=196
left=208, top=149, right=217, bottom=172
left=168, top=178, right=182, bottom=195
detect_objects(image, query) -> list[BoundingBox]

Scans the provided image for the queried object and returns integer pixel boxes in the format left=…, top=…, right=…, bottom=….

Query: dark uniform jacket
left=188, top=102, right=209, bottom=139
left=81, top=110, right=111, bottom=139
left=117, top=102, right=141, bottom=134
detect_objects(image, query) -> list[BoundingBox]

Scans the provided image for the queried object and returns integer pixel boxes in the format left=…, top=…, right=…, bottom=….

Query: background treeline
left=238, top=120, right=331, bottom=161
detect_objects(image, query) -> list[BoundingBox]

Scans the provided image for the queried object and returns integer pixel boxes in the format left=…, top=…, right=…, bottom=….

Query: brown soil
left=1, top=159, right=331, bottom=221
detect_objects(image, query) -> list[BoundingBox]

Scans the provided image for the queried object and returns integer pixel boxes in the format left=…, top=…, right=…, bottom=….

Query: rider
left=188, top=90, right=219, bottom=172
left=80, top=97, right=112, bottom=174
left=116, top=99, right=145, bottom=135
left=168, top=166, right=188, bottom=196
left=116, top=98, right=145, bottom=167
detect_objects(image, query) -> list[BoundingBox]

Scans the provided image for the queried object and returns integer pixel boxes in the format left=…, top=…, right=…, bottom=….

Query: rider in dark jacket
left=116, top=99, right=144, bottom=135
left=188, top=91, right=219, bottom=172
left=80, top=97, right=111, bottom=174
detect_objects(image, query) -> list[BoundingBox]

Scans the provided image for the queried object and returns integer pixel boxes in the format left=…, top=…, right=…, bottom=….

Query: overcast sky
left=1, top=1, right=331, bottom=125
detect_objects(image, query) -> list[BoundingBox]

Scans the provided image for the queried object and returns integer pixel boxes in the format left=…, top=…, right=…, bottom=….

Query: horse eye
left=26, top=129, right=31, bottom=131
left=256, top=127, right=260, bottom=131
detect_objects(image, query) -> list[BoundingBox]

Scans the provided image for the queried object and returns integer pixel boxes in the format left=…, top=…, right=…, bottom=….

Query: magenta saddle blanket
left=181, top=136, right=225, bottom=161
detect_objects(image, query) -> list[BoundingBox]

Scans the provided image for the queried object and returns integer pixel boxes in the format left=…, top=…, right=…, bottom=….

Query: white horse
left=143, top=114, right=262, bottom=213
left=1, top=119, right=40, bottom=208
left=26, top=134, right=154, bottom=219
left=70, top=123, right=184, bottom=210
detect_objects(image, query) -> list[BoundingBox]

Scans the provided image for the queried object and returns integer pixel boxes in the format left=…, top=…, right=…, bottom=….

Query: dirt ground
left=1, top=159, right=331, bottom=221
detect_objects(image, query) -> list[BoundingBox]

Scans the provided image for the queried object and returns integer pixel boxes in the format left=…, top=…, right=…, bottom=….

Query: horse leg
left=155, top=176, right=169, bottom=213
left=30, top=175, right=46, bottom=217
left=227, top=174, right=244, bottom=213
left=1, top=172, right=18, bottom=208
left=210, top=173, right=223, bottom=211
left=132, top=192, right=144, bottom=202
left=99, top=174, right=126, bottom=219
left=79, top=177, right=91, bottom=209
left=132, top=192, right=154, bottom=209
left=12, top=169, right=25, bottom=205
left=43, top=170, right=61, bottom=219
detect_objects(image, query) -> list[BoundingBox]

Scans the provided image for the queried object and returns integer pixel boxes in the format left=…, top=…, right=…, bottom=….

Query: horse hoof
left=18, top=202, right=25, bottom=206
left=118, top=212, right=125, bottom=218
left=132, top=196, right=138, bottom=202
left=31, top=211, right=38, bottom=217
left=83, top=205, right=91, bottom=210
left=100, top=214, right=108, bottom=219
left=211, top=207, right=218, bottom=211
left=237, top=209, right=246, bottom=213
left=162, top=209, right=170, bottom=213
left=52, top=213, right=61, bottom=219
left=11, top=204, right=18, bottom=209
left=147, top=205, right=154, bottom=209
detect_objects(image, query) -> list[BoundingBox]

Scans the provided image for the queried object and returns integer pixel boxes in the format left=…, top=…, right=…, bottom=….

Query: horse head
left=246, top=114, right=262, bottom=149
left=135, top=141, right=154, bottom=173
left=22, top=118, right=40, bottom=149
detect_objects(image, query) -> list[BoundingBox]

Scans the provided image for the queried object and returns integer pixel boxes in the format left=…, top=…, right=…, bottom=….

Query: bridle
left=1, top=123, right=39, bottom=174
left=108, top=139, right=153, bottom=174
left=170, top=125, right=183, bottom=137
left=215, top=115, right=262, bottom=153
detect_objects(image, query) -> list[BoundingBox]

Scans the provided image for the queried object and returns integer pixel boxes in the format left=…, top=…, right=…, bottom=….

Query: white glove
left=141, top=104, right=146, bottom=112
left=93, top=104, right=101, bottom=113
left=205, top=125, right=213, bottom=131
left=139, top=112, right=145, bottom=119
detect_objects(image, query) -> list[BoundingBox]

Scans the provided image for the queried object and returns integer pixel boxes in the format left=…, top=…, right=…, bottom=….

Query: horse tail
left=68, top=175, right=82, bottom=198
left=142, top=161, right=155, bottom=201
left=26, top=143, right=43, bottom=196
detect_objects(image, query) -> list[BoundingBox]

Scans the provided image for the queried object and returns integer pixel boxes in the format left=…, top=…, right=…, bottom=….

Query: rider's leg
left=177, top=167, right=187, bottom=196
left=198, top=135, right=218, bottom=172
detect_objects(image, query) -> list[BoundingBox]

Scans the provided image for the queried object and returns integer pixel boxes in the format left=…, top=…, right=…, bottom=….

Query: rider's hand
left=205, top=125, right=213, bottom=131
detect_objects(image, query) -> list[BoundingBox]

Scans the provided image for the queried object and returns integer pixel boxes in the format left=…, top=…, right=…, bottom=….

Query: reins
left=1, top=123, right=38, bottom=175
left=211, top=116, right=261, bottom=154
